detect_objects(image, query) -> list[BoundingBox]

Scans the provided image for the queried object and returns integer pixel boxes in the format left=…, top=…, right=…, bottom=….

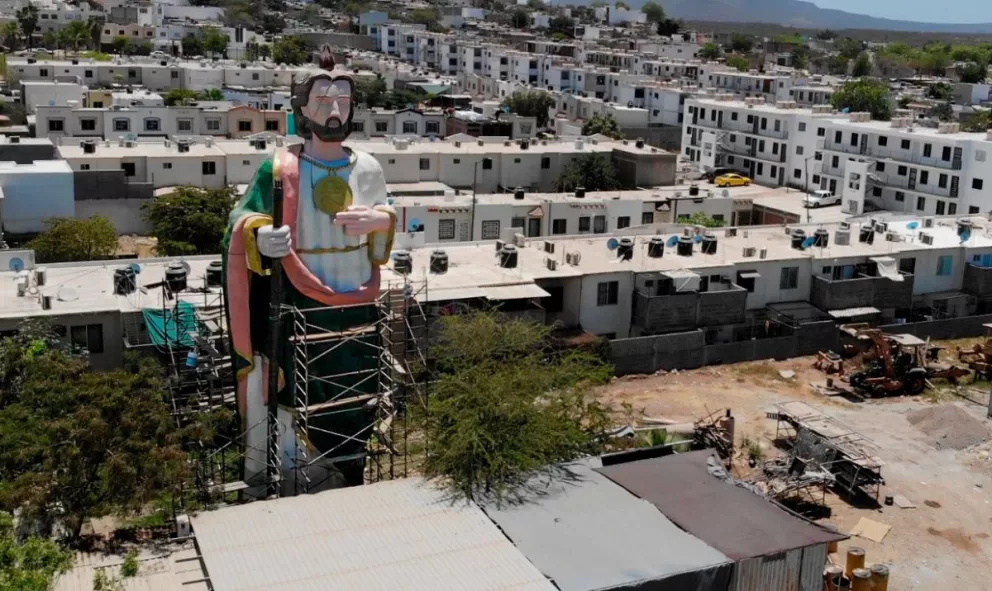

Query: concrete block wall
left=698, top=288, right=748, bottom=327
left=811, top=275, right=874, bottom=311
left=873, top=274, right=914, bottom=310
left=963, top=264, right=992, bottom=300
left=610, top=330, right=706, bottom=375
left=633, top=291, right=697, bottom=333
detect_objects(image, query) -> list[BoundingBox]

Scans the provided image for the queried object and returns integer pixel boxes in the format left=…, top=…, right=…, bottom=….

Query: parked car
left=150, top=50, right=168, bottom=59
left=715, top=173, right=751, bottom=187
left=803, top=189, right=841, bottom=208
left=704, top=167, right=733, bottom=183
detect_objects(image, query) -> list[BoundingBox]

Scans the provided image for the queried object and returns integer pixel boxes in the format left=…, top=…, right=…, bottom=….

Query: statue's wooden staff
left=266, top=177, right=285, bottom=497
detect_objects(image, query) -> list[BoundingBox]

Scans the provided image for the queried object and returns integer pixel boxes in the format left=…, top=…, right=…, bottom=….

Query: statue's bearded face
left=301, top=77, right=353, bottom=143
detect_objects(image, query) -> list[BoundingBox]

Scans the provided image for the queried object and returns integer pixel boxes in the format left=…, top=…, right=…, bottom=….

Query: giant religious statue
left=222, top=46, right=396, bottom=494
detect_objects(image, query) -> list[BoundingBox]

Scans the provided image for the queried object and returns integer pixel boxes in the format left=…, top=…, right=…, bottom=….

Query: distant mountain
left=566, top=0, right=992, bottom=34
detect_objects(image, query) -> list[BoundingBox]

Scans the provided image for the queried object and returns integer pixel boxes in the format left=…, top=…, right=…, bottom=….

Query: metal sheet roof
left=484, top=283, right=551, bottom=300
left=481, top=460, right=732, bottom=591
left=828, top=306, right=881, bottom=318
left=54, top=544, right=209, bottom=591
left=191, top=478, right=556, bottom=591
left=597, top=451, right=847, bottom=561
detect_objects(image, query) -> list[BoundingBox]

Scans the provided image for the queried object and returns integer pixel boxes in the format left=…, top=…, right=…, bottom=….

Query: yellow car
left=715, top=173, right=751, bottom=187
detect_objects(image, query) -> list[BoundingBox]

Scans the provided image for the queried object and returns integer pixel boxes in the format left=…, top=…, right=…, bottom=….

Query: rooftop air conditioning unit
left=742, top=246, right=756, bottom=257
left=923, top=217, right=934, bottom=228
left=546, top=257, right=557, bottom=271
left=920, top=232, right=934, bottom=245
left=885, top=231, right=900, bottom=242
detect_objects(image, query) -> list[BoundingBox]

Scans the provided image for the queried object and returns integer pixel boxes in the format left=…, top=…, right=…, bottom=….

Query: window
left=552, top=219, right=567, bottom=234
left=901, top=139, right=910, bottom=149
left=817, top=127, right=825, bottom=137
left=642, top=211, right=653, bottom=225
left=939, top=173, right=948, bottom=188
left=206, top=119, right=220, bottom=131
left=875, top=161, right=885, bottom=173
left=779, top=266, right=799, bottom=290
left=920, top=170, right=929, bottom=185
left=162, top=162, right=172, bottom=169
left=772, top=143, right=779, bottom=155
left=70, top=324, right=103, bottom=354
left=793, top=169, right=802, bottom=179
left=402, top=121, right=417, bottom=134
left=242, top=160, right=251, bottom=166
left=39, top=68, right=48, bottom=77
left=579, top=217, right=591, bottom=232
left=171, top=71, right=179, bottom=79
left=84, top=69, right=93, bottom=78
left=971, top=206, right=981, bottom=214
left=936, top=200, right=946, bottom=215
left=375, top=121, right=388, bottom=132
left=731, top=112, right=738, bottom=121
left=834, top=130, right=842, bottom=143
left=541, top=157, right=551, bottom=169
left=977, top=150, right=987, bottom=162
left=128, top=69, right=137, bottom=79
left=942, top=146, right=951, bottom=161
left=796, top=146, right=804, bottom=156
left=895, top=191, right=905, bottom=202
left=812, top=174, right=821, bottom=184
left=438, top=219, right=455, bottom=240
left=770, top=165, right=777, bottom=178
left=798, top=122, right=806, bottom=132
left=878, top=135, right=887, bottom=147
left=593, top=216, right=606, bottom=233
left=937, top=255, right=953, bottom=276
left=352, top=121, right=365, bottom=133
left=238, top=120, right=252, bottom=132
left=481, top=220, right=500, bottom=239
left=144, top=118, right=160, bottom=132
left=596, top=281, right=619, bottom=306
left=121, top=162, right=135, bottom=177
left=949, top=203, right=957, bottom=215
left=617, top=216, right=630, bottom=229
left=850, top=132, right=858, bottom=147
left=47, top=119, right=64, bottom=132
left=80, top=164, right=90, bottom=170
left=873, top=187, right=882, bottom=197
left=815, top=152, right=823, bottom=161
left=202, top=161, right=216, bottom=175
left=113, top=119, right=129, bottom=132
left=916, top=196, right=926, bottom=211
left=757, top=163, right=764, bottom=176
left=898, top=257, right=916, bottom=274
left=265, top=120, right=279, bottom=131
left=897, top=165, right=907, bottom=176
left=482, top=159, right=493, bottom=170
left=426, top=121, right=439, bottom=134
left=831, top=155, right=839, bottom=168
left=974, top=178, right=984, bottom=190
left=923, top=143, right=932, bottom=158
left=419, top=158, right=430, bottom=170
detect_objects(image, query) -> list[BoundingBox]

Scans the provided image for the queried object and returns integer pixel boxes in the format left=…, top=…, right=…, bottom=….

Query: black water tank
left=677, top=236, right=693, bottom=256
left=790, top=229, right=806, bottom=250
left=859, top=226, right=874, bottom=244
left=206, top=260, right=223, bottom=287
left=617, top=238, right=634, bottom=261
left=813, top=228, right=830, bottom=248
left=165, top=262, right=188, bottom=292
left=575, top=186, right=586, bottom=198
left=701, top=233, right=718, bottom=254
left=648, top=236, right=665, bottom=258
left=394, top=251, right=412, bottom=274
left=514, top=187, right=525, bottom=200
left=430, top=250, right=449, bottom=274
left=113, top=267, right=136, bottom=295
left=499, top=244, right=518, bottom=268
left=688, top=184, right=700, bottom=196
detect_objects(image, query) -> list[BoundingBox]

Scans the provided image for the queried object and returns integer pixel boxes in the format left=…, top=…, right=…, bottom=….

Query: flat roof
left=191, top=478, right=556, bottom=591
left=481, top=459, right=732, bottom=591
left=751, top=193, right=852, bottom=224
left=597, top=450, right=847, bottom=560
left=54, top=543, right=209, bottom=591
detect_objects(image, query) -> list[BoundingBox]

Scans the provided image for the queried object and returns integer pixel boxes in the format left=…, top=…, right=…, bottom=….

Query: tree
left=831, top=78, right=893, bottom=121
left=726, top=54, right=749, bottom=72
left=41, top=30, right=58, bottom=52
left=614, top=0, right=630, bottom=9
left=259, top=43, right=271, bottom=60
left=16, top=3, right=38, bottom=49
left=928, top=82, right=953, bottom=101
left=1, top=21, right=19, bottom=50
left=271, top=35, right=313, bottom=65
left=259, top=13, right=286, bottom=35
left=958, top=61, right=988, bottom=84
left=62, top=19, right=91, bottom=52
left=684, top=211, right=726, bottom=228
left=142, top=186, right=236, bottom=256
left=511, top=8, right=529, bottom=29
left=526, top=0, right=544, bottom=9
left=548, top=15, right=575, bottom=38
left=88, top=16, right=103, bottom=50
left=815, top=29, right=835, bottom=40
left=164, top=88, right=198, bottom=106
left=301, top=4, right=322, bottom=26
left=930, top=101, right=954, bottom=122
left=420, top=311, right=614, bottom=505
left=581, top=113, right=623, bottom=139
left=0, top=512, right=73, bottom=591
left=28, top=216, right=117, bottom=263
left=791, top=45, right=810, bottom=70
left=201, top=27, right=229, bottom=57
left=557, top=153, right=621, bottom=192
left=111, top=35, right=131, bottom=55
left=827, top=54, right=850, bottom=75
left=728, top=33, right=753, bottom=53
left=852, top=52, right=872, bottom=77
left=200, top=88, right=224, bottom=101
left=0, top=325, right=188, bottom=539
left=640, top=1, right=664, bottom=23
left=181, top=34, right=203, bottom=57
left=835, top=37, right=863, bottom=60
left=698, top=42, right=722, bottom=60
left=354, top=74, right=387, bottom=108
left=502, top=90, right=556, bottom=128
left=962, top=109, right=991, bottom=132
left=656, top=18, right=681, bottom=36
left=132, top=40, right=153, bottom=56
left=244, top=40, right=261, bottom=61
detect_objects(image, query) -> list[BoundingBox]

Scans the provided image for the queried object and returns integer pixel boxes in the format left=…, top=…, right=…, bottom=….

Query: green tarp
left=142, top=301, right=198, bottom=348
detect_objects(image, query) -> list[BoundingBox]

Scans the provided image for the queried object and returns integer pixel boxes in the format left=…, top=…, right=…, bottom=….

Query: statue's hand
left=257, top=224, right=292, bottom=258
left=334, top=205, right=392, bottom=236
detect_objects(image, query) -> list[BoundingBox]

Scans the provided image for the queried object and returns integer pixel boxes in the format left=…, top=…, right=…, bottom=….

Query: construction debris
left=892, top=494, right=917, bottom=509
left=693, top=409, right=735, bottom=459
left=850, top=517, right=892, bottom=542
left=907, top=405, right=992, bottom=450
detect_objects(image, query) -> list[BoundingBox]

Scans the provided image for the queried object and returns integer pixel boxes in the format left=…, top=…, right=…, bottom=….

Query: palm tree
left=1, top=21, right=19, bottom=50
left=16, top=3, right=39, bottom=49
left=87, top=16, right=103, bottom=51
left=63, top=20, right=91, bottom=53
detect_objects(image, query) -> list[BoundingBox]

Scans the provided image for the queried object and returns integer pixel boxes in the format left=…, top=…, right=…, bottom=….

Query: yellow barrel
left=845, top=547, right=866, bottom=578
left=825, top=565, right=844, bottom=591
left=851, top=568, right=872, bottom=591
left=870, top=564, right=890, bottom=591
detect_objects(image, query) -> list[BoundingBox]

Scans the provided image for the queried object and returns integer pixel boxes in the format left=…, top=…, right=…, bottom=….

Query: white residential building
left=0, top=159, right=75, bottom=236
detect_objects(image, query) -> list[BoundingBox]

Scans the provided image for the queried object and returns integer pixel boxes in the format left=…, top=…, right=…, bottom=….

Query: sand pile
left=907, top=405, right=992, bottom=450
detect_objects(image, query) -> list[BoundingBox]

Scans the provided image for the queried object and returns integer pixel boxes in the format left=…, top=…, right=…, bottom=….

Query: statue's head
left=291, top=46, right=354, bottom=143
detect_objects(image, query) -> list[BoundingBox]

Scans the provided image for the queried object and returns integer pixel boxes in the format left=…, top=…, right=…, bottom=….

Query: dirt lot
left=599, top=352, right=992, bottom=590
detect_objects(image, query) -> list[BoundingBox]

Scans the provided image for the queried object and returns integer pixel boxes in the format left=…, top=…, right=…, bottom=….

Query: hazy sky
left=813, top=0, right=991, bottom=23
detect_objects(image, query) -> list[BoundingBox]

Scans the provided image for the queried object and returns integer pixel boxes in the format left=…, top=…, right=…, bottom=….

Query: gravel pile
left=907, top=405, right=992, bottom=450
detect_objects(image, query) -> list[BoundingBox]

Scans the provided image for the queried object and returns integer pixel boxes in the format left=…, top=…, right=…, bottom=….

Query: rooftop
left=191, top=477, right=556, bottom=591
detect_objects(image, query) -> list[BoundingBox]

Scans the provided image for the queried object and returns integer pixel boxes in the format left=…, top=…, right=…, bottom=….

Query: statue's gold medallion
left=313, top=175, right=353, bottom=216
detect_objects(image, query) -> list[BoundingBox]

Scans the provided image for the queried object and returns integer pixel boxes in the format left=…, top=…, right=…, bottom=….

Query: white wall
left=0, top=162, right=75, bottom=234
left=578, top=271, right=633, bottom=337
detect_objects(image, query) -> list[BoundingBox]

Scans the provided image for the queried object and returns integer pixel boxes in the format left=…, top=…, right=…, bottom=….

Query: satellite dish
left=8, top=257, right=24, bottom=272
left=57, top=286, right=79, bottom=302
left=906, top=221, right=920, bottom=230
left=666, top=235, right=679, bottom=248
left=407, top=218, right=422, bottom=232
left=802, top=236, right=817, bottom=249
left=606, top=238, right=619, bottom=251
left=692, top=234, right=703, bottom=243
left=129, top=262, right=142, bottom=274
left=180, top=260, right=192, bottom=274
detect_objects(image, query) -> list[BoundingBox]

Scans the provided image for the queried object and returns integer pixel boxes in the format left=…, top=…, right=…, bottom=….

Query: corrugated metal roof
left=53, top=544, right=209, bottom=591
left=827, top=306, right=881, bottom=318
left=597, top=450, right=847, bottom=561
left=481, top=459, right=732, bottom=591
left=191, top=478, right=556, bottom=591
